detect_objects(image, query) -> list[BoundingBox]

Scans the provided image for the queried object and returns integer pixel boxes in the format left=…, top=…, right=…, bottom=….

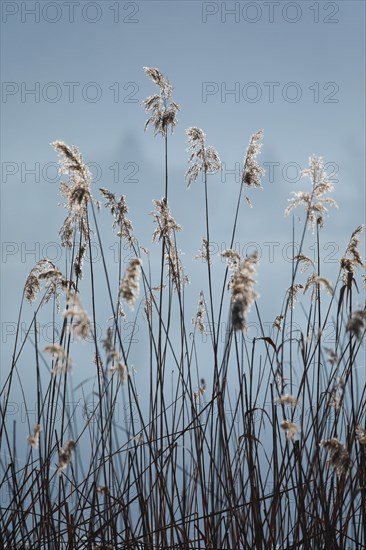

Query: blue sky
left=1, top=1, right=365, bottom=396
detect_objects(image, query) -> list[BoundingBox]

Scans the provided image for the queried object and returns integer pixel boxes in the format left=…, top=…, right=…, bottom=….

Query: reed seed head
left=320, top=438, right=350, bottom=474
left=185, top=127, right=221, bottom=187
left=143, top=67, right=179, bottom=137
left=280, top=420, right=301, bottom=442
left=229, top=252, right=259, bottom=331
left=27, top=424, right=42, bottom=449
left=285, top=155, right=338, bottom=231
left=58, top=440, right=76, bottom=476
left=120, top=258, right=142, bottom=309
left=241, top=129, right=265, bottom=191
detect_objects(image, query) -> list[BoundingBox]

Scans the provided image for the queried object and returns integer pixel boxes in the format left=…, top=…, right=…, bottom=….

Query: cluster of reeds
left=0, top=68, right=365, bottom=549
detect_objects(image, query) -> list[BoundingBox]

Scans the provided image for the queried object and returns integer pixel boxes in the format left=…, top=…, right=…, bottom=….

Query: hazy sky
left=1, top=1, right=365, bottom=392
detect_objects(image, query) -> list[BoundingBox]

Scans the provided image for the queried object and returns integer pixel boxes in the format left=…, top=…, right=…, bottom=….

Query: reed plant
left=0, top=67, right=365, bottom=549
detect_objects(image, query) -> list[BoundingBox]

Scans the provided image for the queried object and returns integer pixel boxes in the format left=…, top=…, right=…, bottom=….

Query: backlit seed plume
left=185, top=127, right=222, bottom=187
left=287, top=284, right=304, bottom=309
left=304, top=274, right=334, bottom=297
left=356, top=426, right=366, bottom=446
left=100, top=188, right=135, bottom=247
left=27, top=424, right=42, bottom=449
left=143, top=67, right=180, bottom=137
left=51, top=141, right=92, bottom=248
left=151, top=198, right=182, bottom=243
left=110, top=360, right=128, bottom=384
left=346, top=308, right=366, bottom=340
left=229, top=252, right=259, bottom=331
left=221, top=249, right=241, bottom=271
left=274, top=394, right=298, bottom=407
left=166, top=242, right=189, bottom=291
left=120, top=258, right=142, bottom=308
left=192, top=292, right=206, bottom=334
left=285, top=155, right=338, bottom=231
left=241, top=130, right=265, bottom=194
left=273, top=314, right=284, bottom=331
left=74, top=244, right=87, bottom=279
left=319, top=438, right=350, bottom=474
left=340, top=225, right=364, bottom=276
left=325, top=348, right=338, bottom=366
left=195, top=238, right=212, bottom=265
left=193, top=379, right=206, bottom=401
left=63, top=290, right=91, bottom=340
left=102, top=327, right=128, bottom=384
left=44, top=343, right=72, bottom=374
left=280, top=420, right=301, bottom=442
left=24, top=259, right=74, bottom=307
left=58, top=440, right=76, bottom=476
left=293, top=254, right=315, bottom=273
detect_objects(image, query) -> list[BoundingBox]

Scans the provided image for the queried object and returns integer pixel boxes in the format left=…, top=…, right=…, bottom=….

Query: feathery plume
left=120, top=258, right=142, bottom=308
left=58, top=440, right=76, bottom=476
left=165, top=242, right=189, bottom=290
left=221, top=249, right=241, bottom=271
left=356, top=426, right=366, bottom=446
left=192, top=292, right=206, bottom=334
left=51, top=141, right=92, bottom=248
left=340, top=225, right=364, bottom=277
left=241, top=129, right=265, bottom=191
left=304, top=274, right=333, bottom=297
left=102, top=327, right=128, bottom=384
left=185, top=127, right=221, bottom=187
left=274, top=394, right=298, bottom=407
left=143, top=67, right=180, bottom=136
left=193, top=379, right=206, bottom=401
left=63, top=290, right=91, bottom=340
left=320, top=438, right=350, bottom=473
left=273, top=314, right=284, bottom=331
left=285, top=155, right=338, bottom=231
left=281, top=420, right=301, bottom=442
left=100, top=188, right=135, bottom=247
left=74, top=244, right=87, bottom=279
left=44, top=343, right=72, bottom=374
left=325, top=348, right=338, bottom=366
left=24, top=259, right=73, bottom=307
left=151, top=198, right=182, bottom=243
left=195, top=238, right=212, bottom=265
left=293, top=254, right=315, bottom=273
left=110, top=360, right=128, bottom=384
left=346, top=308, right=366, bottom=340
left=287, top=284, right=304, bottom=309
left=229, top=252, right=259, bottom=330
left=27, top=424, right=42, bottom=449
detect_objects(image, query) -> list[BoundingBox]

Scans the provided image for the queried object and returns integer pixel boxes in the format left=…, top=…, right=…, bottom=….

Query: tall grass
left=1, top=67, right=365, bottom=549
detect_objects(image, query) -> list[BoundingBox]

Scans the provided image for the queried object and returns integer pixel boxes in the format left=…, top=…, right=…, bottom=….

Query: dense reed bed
left=1, top=67, right=365, bottom=549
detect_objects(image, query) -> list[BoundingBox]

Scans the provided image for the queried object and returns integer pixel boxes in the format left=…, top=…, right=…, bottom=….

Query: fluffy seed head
left=281, top=420, right=301, bottom=442
left=120, top=258, right=142, bottom=308
left=229, top=252, right=259, bottom=331
left=285, top=155, right=338, bottom=231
